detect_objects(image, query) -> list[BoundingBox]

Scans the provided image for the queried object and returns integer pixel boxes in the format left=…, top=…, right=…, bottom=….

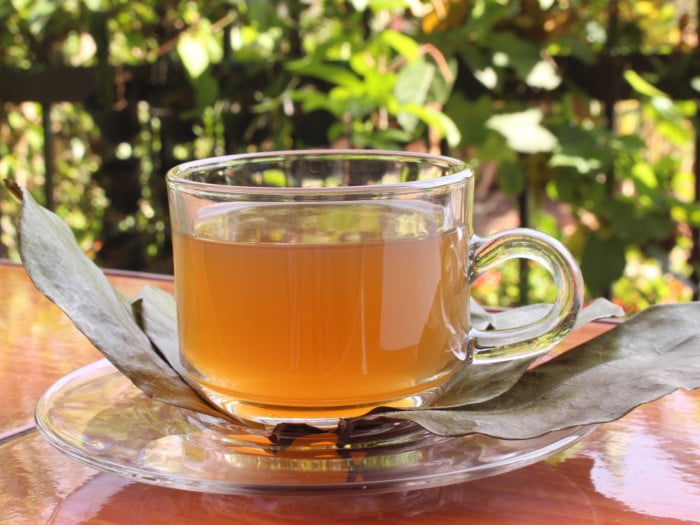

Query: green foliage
left=1, top=0, right=698, bottom=311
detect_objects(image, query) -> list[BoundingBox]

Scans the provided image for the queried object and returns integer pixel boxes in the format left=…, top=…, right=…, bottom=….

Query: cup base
left=194, top=383, right=444, bottom=430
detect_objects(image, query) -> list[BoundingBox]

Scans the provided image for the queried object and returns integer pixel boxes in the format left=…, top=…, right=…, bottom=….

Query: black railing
left=2, top=3, right=700, bottom=301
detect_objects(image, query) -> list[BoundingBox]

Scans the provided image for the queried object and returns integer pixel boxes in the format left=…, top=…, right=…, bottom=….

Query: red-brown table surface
left=1, top=260, right=699, bottom=524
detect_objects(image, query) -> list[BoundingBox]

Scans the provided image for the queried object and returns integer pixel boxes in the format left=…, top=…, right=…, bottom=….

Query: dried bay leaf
left=131, top=286, right=182, bottom=376
left=352, top=302, right=700, bottom=439
left=469, top=298, right=492, bottom=330
left=432, top=355, right=537, bottom=408
left=477, top=298, right=624, bottom=331
left=11, top=179, right=660, bottom=444
left=8, top=181, right=226, bottom=420
left=430, top=298, right=624, bottom=408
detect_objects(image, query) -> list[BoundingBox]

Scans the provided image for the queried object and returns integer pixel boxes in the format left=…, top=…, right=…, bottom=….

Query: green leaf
left=427, top=58, right=457, bottom=105
left=581, top=233, right=626, bottom=295
left=290, top=89, right=345, bottom=117
left=394, top=59, right=436, bottom=132
left=496, top=160, right=527, bottom=194
left=399, top=103, right=461, bottom=147
left=363, top=66, right=396, bottom=104
left=525, top=59, right=561, bottom=90
left=444, top=94, right=494, bottom=149
left=458, top=46, right=493, bottom=83
left=486, top=109, right=558, bottom=153
left=351, top=302, right=700, bottom=439
left=351, top=128, right=412, bottom=149
left=549, top=122, right=608, bottom=173
left=380, top=29, right=420, bottom=61
left=624, top=70, right=667, bottom=98
left=604, top=199, right=674, bottom=242
left=177, top=32, right=210, bottom=79
left=485, top=32, right=540, bottom=80
left=287, top=60, right=365, bottom=93
left=474, top=132, right=516, bottom=164
left=395, top=58, right=435, bottom=105
left=631, top=161, right=658, bottom=190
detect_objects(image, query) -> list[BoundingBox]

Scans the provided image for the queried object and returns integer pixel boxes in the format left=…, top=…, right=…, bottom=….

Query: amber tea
left=173, top=202, right=470, bottom=421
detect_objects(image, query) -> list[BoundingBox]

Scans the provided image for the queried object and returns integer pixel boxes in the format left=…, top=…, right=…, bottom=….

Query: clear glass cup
left=167, top=149, right=583, bottom=427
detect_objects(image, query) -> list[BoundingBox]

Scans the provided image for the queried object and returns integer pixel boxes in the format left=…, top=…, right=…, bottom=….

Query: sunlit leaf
left=287, top=61, right=365, bottom=93
left=290, top=89, right=345, bottom=117
left=426, top=58, right=457, bottom=105
left=631, top=161, right=658, bottom=190
left=486, top=109, right=558, bottom=153
left=691, top=76, right=700, bottom=93
left=399, top=103, right=461, bottom=146
left=82, top=0, right=106, bottom=11
left=177, top=20, right=223, bottom=80
left=525, top=59, right=561, bottom=90
left=380, top=29, right=421, bottom=61
left=624, top=70, right=667, bottom=98
left=395, top=59, right=436, bottom=132
left=177, top=32, right=209, bottom=79
left=474, top=67, right=498, bottom=89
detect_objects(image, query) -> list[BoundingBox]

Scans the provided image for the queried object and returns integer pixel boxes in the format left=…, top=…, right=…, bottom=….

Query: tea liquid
left=173, top=202, right=469, bottom=412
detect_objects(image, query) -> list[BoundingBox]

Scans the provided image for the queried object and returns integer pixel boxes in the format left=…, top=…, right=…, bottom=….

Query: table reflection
left=1, top=392, right=691, bottom=524
left=584, top=390, right=700, bottom=522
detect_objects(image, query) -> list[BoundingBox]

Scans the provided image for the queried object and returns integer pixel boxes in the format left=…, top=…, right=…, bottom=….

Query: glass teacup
left=167, top=150, right=583, bottom=426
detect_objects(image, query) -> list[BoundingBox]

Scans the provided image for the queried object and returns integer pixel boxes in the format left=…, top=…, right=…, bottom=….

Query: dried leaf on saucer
left=132, top=286, right=182, bottom=377
left=7, top=181, right=225, bottom=420
left=350, top=302, right=700, bottom=439
left=14, top=180, right=696, bottom=445
left=432, top=298, right=625, bottom=408
left=484, top=298, right=624, bottom=331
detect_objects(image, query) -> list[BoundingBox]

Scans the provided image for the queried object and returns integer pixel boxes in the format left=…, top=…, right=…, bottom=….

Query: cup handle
left=468, top=228, right=584, bottom=362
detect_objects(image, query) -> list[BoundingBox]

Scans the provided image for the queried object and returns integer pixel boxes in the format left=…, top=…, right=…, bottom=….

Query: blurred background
left=1, top=0, right=699, bottom=312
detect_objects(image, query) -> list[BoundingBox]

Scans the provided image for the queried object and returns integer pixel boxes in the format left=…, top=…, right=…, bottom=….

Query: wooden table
left=2, top=260, right=699, bottom=524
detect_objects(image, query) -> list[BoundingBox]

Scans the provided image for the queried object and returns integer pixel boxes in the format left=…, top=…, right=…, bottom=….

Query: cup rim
left=166, top=149, right=473, bottom=196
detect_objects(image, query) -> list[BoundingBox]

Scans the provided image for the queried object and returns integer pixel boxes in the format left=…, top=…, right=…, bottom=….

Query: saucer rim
left=35, top=359, right=595, bottom=496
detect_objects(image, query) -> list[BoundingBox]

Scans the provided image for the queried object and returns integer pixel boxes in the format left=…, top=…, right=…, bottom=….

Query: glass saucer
left=35, top=359, right=594, bottom=496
